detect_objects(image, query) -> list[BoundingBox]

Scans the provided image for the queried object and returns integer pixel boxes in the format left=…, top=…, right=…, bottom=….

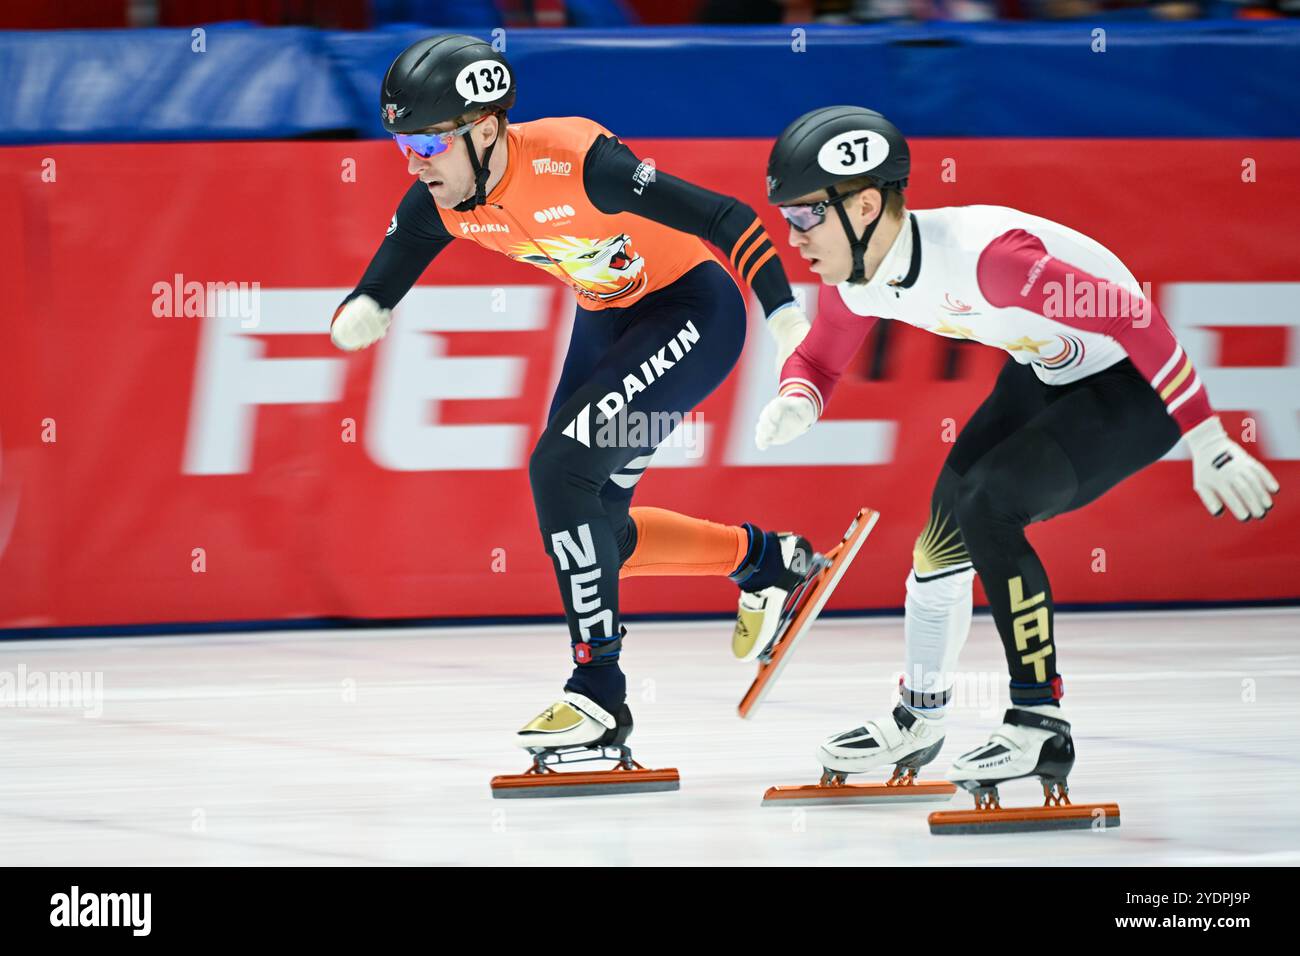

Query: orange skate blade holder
left=763, top=766, right=957, bottom=807
left=490, top=748, right=680, bottom=799
left=929, top=783, right=1121, bottom=834
left=739, top=507, right=880, bottom=720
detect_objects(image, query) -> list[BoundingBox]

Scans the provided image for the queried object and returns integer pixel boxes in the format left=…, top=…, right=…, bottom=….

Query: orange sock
left=620, top=507, right=748, bottom=579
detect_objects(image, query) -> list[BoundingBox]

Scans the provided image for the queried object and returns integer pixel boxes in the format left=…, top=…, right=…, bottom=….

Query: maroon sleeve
left=778, top=283, right=878, bottom=417
left=976, top=229, right=1213, bottom=434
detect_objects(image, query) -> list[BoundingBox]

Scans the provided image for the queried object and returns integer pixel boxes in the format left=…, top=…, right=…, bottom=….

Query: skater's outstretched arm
left=582, top=133, right=808, bottom=368
left=755, top=284, right=879, bottom=450
left=978, top=229, right=1280, bottom=519
left=330, top=181, right=454, bottom=351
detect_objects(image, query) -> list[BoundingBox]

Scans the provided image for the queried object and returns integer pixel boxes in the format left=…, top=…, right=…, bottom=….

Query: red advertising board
left=1, top=138, right=1297, bottom=629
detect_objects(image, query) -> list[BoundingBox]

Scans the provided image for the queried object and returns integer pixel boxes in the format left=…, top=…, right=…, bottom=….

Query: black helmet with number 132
left=381, top=34, right=516, bottom=211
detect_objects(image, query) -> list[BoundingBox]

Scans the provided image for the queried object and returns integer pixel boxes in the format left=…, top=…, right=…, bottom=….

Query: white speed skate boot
left=490, top=692, right=679, bottom=799
left=763, top=700, right=957, bottom=806
left=732, top=532, right=824, bottom=662
left=819, top=702, right=947, bottom=783
left=930, top=705, right=1120, bottom=833
left=946, top=705, right=1075, bottom=801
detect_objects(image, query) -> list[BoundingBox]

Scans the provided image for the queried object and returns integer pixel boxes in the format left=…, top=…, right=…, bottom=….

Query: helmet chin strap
left=453, top=116, right=502, bottom=212
left=828, top=184, right=886, bottom=284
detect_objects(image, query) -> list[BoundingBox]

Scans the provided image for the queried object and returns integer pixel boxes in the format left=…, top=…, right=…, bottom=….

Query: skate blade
left=490, top=767, right=680, bottom=799
left=928, top=802, right=1120, bottom=834
left=738, top=507, right=879, bottom=719
left=763, top=780, right=956, bottom=807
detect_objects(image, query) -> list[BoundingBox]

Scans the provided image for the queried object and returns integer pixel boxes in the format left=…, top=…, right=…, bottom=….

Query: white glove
left=1184, top=415, right=1279, bottom=520
left=755, top=394, right=818, bottom=450
left=767, top=304, right=811, bottom=377
left=330, top=294, right=391, bottom=351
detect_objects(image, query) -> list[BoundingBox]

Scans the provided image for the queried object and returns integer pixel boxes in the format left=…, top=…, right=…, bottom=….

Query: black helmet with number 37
left=767, top=106, right=910, bottom=282
left=766, top=106, right=909, bottom=204
left=381, top=34, right=515, bottom=211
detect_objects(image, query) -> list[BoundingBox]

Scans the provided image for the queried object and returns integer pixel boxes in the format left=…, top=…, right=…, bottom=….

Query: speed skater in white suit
left=757, top=106, right=1281, bottom=819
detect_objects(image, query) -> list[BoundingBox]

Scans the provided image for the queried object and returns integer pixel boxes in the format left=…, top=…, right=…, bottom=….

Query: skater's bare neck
left=482, top=124, right=509, bottom=197
left=858, top=209, right=906, bottom=283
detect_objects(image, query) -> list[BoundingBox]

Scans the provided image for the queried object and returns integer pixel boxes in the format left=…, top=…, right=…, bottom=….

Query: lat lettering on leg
left=1009, top=575, right=1054, bottom=681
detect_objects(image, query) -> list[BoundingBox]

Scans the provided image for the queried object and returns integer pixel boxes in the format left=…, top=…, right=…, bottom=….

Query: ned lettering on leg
left=550, top=522, right=614, bottom=640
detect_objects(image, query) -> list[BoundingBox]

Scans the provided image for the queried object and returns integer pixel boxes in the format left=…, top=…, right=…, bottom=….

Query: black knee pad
left=527, top=436, right=560, bottom=500
left=954, top=433, right=1080, bottom=545
left=953, top=472, right=1020, bottom=537
left=528, top=431, right=601, bottom=506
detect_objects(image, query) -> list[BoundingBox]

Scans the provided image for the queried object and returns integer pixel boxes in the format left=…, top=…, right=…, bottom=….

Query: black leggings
left=931, top=357, right=1182, bottom=705
left=529, top=261, right=746, bottom=706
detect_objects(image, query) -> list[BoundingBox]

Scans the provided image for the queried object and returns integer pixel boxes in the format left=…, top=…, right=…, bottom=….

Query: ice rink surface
left=1, top=608, right=1297, bottom=866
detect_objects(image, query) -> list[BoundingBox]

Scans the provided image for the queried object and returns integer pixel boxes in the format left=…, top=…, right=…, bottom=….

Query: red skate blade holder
left=739, top=507, right=880, bottom=719
left=763, top=768, right=957, bottom=807
left=929, top=784, right=1121, bottom=834
left=490, top=745, right=680, bottom=799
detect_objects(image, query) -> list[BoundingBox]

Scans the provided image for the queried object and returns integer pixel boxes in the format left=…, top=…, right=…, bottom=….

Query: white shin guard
left=902, top=565, right=975, bottom=708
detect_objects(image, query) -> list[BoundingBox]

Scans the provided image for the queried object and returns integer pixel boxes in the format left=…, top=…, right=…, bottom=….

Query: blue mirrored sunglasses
left=392, top=116, right=483, bottom=159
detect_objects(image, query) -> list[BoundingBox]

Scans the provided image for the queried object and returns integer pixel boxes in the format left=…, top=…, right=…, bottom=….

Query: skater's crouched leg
left=528, top=426, right=630, bottom=713
left=951, top=425, right=1078, bottom=545
left=903, top=563, right=975, bottom=710
left=901, top=465, right=976, bottom=709
left=950, top=427, right=1078, bottom=705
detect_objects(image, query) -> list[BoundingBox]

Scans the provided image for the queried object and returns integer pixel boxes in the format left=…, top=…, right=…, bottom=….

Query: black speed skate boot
left=930, top=706, right=1120, bottom=833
